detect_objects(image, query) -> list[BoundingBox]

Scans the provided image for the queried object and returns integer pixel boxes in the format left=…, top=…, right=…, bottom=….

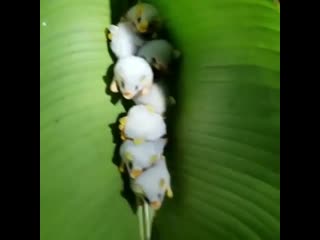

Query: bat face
left=112, top=56, right=153, bottom=99
left=126, top=3, right=160, bottom=34
left=132, top=158, right=172, bottom=210
left=137, top=40, right=180, bottom=73
left=115, top=72, right=146, bottom=100
left=119, top=139, right=167, bottom=179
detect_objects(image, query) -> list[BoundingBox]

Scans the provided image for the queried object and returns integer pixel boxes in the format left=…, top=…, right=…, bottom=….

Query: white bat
left=119, top=138, right=167, bottom=178
left=108, top=21, right=145, bottom=59
left=118, top=105, right=166, bottom=143
left=111, top=56, right=154, bottom=99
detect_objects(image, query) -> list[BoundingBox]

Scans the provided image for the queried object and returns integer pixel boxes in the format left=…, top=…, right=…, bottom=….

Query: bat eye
left=151, top=57, right=157, bottom=64
left=128, top=162, right=133, bottom=169
left=121, top=81, right=125, bottom=89
left=157, top=193, right=162, bottom=199
left=135, top=85, right=139, bottom=91
left=137, top=17, right=141, bottom=23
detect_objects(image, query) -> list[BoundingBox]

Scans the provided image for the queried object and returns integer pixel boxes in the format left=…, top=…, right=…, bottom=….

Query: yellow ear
left=133, top=138, right=144, bottom=145
left=119, top=161, right=125, bottom=173
left=131, top=182, right=144, bottom=195
left=149, top=155, right=158, bottom=164
left=136, top=3, right=144, bottom=18
left=173, top=49, right=181, bottom=59
left=168, top=96, right=176, bottom=105
left=141, top=85, right=151, bottom=96
left=146, top=104, right=155, bottom=113
left=158, top=63, right=169, bottom=73
left=124, top=152, right=133, bottom=161
left=159, top=178, right=166, bottom=189
left=110, top=79, right=119, bottom=93
left=140, top=76, right=146, bottom=83
left=166, top=186, right=173, bottom=198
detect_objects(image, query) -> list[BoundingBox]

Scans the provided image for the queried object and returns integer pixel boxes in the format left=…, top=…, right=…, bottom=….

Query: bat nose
left=130, top=169, right=143, bottom=179
left=150, top=201, right=161, bottom=210
left=137, top=21, right=148, bottom=33
left=154, top=63, right=168, bottom=73
left=123, top=91, right=133, bottom=99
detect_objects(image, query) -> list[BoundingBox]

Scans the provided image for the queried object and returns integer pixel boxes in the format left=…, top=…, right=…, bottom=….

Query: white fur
left=133, top=82, right=167, bottom=115
left=132, top=158, right=171, bottom=204
left=126, top=3, right=160, bottom=32
left=113, top=56, right=153, bottom=98
left=124, top=105, right=166, bottom=141
left=109, top=21, right=145, bottom=58
left=119, top=138, right=167, bottom=173
left=137, top=39, right=180, bottom=69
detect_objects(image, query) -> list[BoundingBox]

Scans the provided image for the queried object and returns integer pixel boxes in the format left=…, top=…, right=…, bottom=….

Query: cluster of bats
left=106, top=1, right=180, bottom=213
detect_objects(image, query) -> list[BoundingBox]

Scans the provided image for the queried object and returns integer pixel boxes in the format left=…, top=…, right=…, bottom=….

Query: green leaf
left=40, top=0, right=279, bottom=240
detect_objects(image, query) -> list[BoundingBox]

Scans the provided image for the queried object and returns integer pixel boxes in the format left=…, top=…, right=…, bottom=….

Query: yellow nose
left=123, top=91, right=133, bottom=99
left=137, top=21, right=148, bottom=33
left=130, top=169, right=143, bottom=179
left=154, top=63, right=168, bottom=73
left=150, top=201, right=161, bottom=210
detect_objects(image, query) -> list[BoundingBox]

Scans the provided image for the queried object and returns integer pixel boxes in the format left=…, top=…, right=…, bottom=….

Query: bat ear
left=124, top=151, right=133, bottom=161
left=140, top=75, right=146, bottom=83
left=141, top=84, right=151, bottom=95
left=166, top=186, right=173, bottom=198
left=159, top=178, right=166, bottom=189
left=158, top=138, right=168, bottom=150
left=157, top=63, right=169, bottom=73
left=136, top=3, right=144, bottom=18
left=168, top=96, right=176, bottom=105
left=110, top=78, right=119, bottom=92
left=149, top=155, right=158, bottom=164
left=173, top=49, right=181, bottom=59
left=131, top=182, right=144, bottom=195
